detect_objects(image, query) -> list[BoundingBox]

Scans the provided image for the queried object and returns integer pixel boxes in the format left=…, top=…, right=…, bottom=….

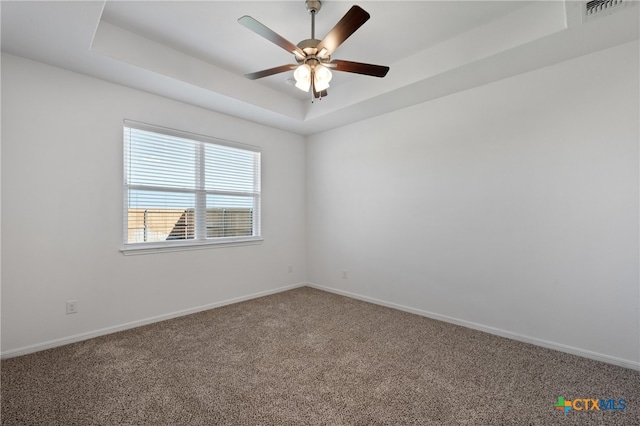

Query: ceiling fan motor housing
left=295, top=38, right=331, bottom=65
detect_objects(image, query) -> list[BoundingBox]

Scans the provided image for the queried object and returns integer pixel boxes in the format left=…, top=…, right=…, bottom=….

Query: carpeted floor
left=1, top=287, right=639, bottom=425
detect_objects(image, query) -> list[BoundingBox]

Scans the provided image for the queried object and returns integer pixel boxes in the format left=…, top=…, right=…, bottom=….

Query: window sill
left=120, top=237, right=263, bottom=256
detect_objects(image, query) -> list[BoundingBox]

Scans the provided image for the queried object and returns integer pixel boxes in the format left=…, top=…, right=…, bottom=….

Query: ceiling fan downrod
left=306, top=0, right=321, bottom=39
left=297, top=0, right=327, bottom=69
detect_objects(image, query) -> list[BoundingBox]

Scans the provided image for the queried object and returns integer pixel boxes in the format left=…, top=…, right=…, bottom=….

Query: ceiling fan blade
left=316, top=6, right=370, bottom=56
left=245, top=64, right=297, bottom=80
left=238, top=16, right=306, bottom=58
left=331, top=60, right=389, bottom=78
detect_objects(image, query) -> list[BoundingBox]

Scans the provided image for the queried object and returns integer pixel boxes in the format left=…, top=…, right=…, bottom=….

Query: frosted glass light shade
left=314, top=65, right=332, bottom=91
left=294, top=64, right=311, bottom=92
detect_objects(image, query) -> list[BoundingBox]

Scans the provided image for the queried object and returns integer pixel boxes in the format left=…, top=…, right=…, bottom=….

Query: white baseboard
left=307, top=283, right=640, bottom=372
left=1, top=282, right=306, bottom=359
left=5, top=282, right=639, bottom=371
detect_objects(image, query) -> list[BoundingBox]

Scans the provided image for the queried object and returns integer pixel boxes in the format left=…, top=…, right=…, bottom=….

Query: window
left=123, top=120, right=261, bottom=253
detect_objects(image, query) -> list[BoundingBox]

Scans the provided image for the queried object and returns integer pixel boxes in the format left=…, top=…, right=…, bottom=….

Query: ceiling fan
left=238, top=0, right=390, bottom=100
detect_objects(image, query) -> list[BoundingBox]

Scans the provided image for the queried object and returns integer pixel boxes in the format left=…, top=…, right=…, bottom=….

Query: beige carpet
left=1, top=287, right=639, bottom=425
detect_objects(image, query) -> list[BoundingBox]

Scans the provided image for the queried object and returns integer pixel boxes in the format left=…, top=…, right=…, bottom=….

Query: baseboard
left=307, top=283, right=640, bottom=372
left=1, top=282, right=306, bottom=359
left=6, top=281, right=638, bottom=371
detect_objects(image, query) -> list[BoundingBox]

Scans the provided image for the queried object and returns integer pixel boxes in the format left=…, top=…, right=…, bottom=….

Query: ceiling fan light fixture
left=294, top=63, right=312, bottom=91
left=313, top=64, right=332, bottom=91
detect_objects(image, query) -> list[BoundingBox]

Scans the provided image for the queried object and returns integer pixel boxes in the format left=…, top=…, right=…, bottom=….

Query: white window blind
left=123, top=120, right=261, bottom=253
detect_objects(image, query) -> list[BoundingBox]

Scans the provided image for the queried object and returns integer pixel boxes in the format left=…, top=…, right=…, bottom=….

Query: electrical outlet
left=342, top=270, right=348, bottom=279
left=66, top=300, right=78, bottom=315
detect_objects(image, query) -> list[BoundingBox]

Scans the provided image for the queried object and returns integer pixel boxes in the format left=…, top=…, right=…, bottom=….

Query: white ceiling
left=1, top=1, right=638, bottom=135
left=99, top=1, right=529, bottom=97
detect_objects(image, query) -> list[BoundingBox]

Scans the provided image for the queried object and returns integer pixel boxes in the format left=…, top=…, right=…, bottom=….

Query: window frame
left=121, top=120, right=262, bottom=255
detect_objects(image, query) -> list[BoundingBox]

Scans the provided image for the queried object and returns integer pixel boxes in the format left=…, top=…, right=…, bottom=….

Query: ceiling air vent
left=585, top=0, right=626, bottom=20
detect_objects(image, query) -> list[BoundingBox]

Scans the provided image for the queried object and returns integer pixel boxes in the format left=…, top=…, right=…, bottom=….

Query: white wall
left=1, top=54, right=307, bottom=355
left=307, top=41, right=640, bottom=369
left=3, top=40, right=639, bottom=369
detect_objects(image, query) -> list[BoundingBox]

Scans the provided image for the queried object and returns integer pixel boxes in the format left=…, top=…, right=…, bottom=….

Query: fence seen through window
left=127, top=208, right=253, bottom=243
